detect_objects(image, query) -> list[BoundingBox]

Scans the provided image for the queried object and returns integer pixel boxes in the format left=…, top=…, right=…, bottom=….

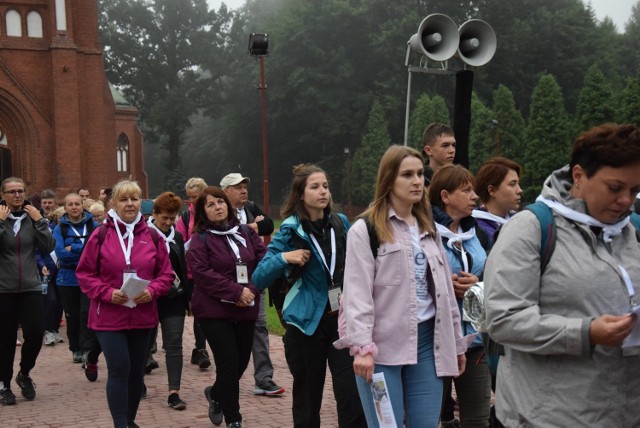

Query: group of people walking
left=1, top=121, right=640, bottom=428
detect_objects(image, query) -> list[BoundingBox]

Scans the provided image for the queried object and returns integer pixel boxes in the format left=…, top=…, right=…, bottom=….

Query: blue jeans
left=356, top=319, right=443, bottom=428
left=97, top=329, right=151, bottom=428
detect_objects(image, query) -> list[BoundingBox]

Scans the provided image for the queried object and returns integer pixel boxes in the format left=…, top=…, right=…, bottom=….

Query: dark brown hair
left=475, top=157, right=522, bottom=203
left=193, top=186, right=235, bottom=233
left=421, top=123, right=454, bottom=155
left=569, top=123, right=640, bottom=180
left=428, top=164, right=475, bottom=210
left=280, top=164, right=331, bottom=221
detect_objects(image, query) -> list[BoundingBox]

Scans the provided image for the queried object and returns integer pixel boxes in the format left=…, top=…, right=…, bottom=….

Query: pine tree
left=407, top=94, right=451, bottom=152
left=468, top=94, right=494, bottom=173
left=575, top=65, right=616, bottom=132
left=523, top=74, right=573, bottom=203
left=349, top=101, right=391, bottom=206
left=491, top=85, right=526, bottom=165
left=621, top=70, right=640, bottom=126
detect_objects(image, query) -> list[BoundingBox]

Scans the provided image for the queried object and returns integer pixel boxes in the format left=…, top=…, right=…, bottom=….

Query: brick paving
left=0, top=325, right=340, bottom=427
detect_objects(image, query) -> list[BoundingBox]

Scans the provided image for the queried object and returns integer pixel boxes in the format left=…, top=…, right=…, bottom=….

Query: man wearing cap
left=220, top=173, right=284, bottom=396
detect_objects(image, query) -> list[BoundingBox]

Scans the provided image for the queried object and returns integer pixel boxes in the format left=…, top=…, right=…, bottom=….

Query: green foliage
left=575, top=65, right=616, bottom=132
left=621, top=70, right=640, bottom=126
left=407, top=94, right=451, bottom=151
left=468, top=94, right=494, bottom=173
left=491, top=85, right=525, bottom=165
left=350, top=101, right=391, bottom=206
left=522, top=74, right=573, bottom=203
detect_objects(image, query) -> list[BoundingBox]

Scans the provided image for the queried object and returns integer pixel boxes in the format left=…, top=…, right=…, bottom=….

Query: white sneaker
left=53, top=332, right=64, bottom=343
left=43, top=331, right=56, bottom=346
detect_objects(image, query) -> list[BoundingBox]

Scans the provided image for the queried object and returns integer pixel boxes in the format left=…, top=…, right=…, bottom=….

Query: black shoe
left=253, top=380, right=285, bottom=396
left=127, top=421, right=139, bottom=428
left=190, top=348, right=199, bottom=364
left=145, top=356, right=159, bottom=374
left=0, top=388, right=16, bottom=405
left=227, top=422, right=242, bottom=428
left=15, top=372, right=36, bottom=400
left=197, top=349, right=211, bottom=369
left=167, top=392, right=186, bottom=410
left=204, top=386, right=223, bottom=426
left=84, top=362, right=98, bottom=382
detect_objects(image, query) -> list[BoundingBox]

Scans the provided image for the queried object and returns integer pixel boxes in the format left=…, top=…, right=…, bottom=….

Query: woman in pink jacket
left=77, top=180, right=173, bottom=428
left=335, top=145, right=467, bottom=428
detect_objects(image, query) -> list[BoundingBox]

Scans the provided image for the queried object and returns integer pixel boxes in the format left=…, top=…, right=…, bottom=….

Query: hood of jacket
left=59, top=210, right=94, bottom=227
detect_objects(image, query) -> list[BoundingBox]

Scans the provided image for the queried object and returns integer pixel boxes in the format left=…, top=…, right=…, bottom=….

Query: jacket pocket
left=373, top=243, right=403, bottom=287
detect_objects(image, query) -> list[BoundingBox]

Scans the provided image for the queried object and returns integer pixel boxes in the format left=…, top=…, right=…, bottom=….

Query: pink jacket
left=76, top=217, right=173, bottom=331
left=334, top=211, right=467, bottom=376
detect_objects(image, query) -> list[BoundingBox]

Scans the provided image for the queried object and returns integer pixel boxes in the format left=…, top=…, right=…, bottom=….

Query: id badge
left=328, top=287, right=341, bottom=312
left=173, top=274, right=181, bottom=288
left=236, top=262, right=248, bottom=284
left=123, top=267, right=137, bottom=283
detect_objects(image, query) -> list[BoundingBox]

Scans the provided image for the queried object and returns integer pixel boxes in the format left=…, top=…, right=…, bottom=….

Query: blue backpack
left=526, top=201, right=640, bottom=273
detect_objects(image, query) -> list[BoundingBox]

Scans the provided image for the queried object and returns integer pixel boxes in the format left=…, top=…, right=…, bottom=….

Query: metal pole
left=258, top=54, right=271, bottom=243
left=404, top=69, right=412, bottom=146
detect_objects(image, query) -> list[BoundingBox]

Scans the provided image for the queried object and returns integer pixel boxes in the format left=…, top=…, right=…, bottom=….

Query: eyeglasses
left=2, top=189, right=25, bottom=195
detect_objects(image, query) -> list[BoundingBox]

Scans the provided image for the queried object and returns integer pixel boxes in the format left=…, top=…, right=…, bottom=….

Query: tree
left=575, top=64, right=616, bottom=132
left=407, top=94, right=451, bottom=151
left=350, top=101, right=391, bottom=206
left=522, top=74, right=573, bottom=203
left=468, top=94, right=494, bottom=173
left=491, top=85, right=525, bottom=164
left=621, top=70, right=640, bottom=126
left=100, top=0, right=226, bottom=178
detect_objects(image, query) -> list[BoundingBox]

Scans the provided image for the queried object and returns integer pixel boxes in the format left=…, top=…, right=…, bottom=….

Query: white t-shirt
left=410, top=225, right=436, bottom=322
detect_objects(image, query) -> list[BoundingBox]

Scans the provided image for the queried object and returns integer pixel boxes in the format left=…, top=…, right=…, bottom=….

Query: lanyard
left=226, top=236, right=242, bottom=261
left=309, top=228, right=336, bottom=285
left=70, top=224, right=88, bottom=244
left=619, top=265, right=637, bottom=307
left=114, top=221, right=135, bottom=268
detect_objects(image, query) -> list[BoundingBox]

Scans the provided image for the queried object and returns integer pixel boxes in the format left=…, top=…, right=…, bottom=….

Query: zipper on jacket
left=17, top=234, right=22, bottom=292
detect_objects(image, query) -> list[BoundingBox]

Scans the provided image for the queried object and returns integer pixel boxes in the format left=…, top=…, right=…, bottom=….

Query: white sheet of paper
left=622, top=305, right=640, bottom=348
left=221, top=298, right=255, bottom=306
left=120, top=274, right=150, bottom=308
left=371, top=372, right=398, bottom=428
left=49, top=250, right=58, bottom=265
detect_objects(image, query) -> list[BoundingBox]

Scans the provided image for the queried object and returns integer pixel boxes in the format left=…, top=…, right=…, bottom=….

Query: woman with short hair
left=76, top=180, right=173, bottom=428
left=485, top=123, right=640, bottom=426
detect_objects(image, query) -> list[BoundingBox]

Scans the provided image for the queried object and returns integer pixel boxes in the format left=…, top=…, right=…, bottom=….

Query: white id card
left=328, top=287, right=341, bottom=312
left=236, top=263, right=248, bottom=284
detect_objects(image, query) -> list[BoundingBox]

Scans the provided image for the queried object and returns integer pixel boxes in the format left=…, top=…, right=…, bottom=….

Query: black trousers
left=0, top=292, right=44, bottom=386
left=58, top=286, right=82, bottom=352
left=199, top=318, right=255, bottom=425
left=283, top=316, right=366, bottom=428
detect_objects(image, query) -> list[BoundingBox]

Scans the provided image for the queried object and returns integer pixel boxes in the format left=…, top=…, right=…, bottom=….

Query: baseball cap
left=220, top=173, right=250, bottom=189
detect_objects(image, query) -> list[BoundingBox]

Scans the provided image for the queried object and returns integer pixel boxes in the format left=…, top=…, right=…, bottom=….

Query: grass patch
left=265, top=289, right=287, bottom=336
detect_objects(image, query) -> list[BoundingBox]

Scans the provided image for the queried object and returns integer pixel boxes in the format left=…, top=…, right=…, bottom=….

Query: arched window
left=0, top=129, right=7, bottom=146
left=117, top=133, right=129, bottom=172
left=27, top=11, right=43, bottom=38
left=6, top=10, right=22, bottom=37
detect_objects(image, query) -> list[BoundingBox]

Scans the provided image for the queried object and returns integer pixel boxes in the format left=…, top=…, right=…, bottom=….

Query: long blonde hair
left=361, top=145, right=434, bottom=243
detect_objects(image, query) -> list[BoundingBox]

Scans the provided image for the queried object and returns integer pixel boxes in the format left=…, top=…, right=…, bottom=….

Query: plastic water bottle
left=41, top=274, right=49, bottom=295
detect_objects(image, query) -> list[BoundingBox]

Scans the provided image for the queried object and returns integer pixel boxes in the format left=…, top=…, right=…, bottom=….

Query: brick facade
left=0, top=0, right=147, bottom=198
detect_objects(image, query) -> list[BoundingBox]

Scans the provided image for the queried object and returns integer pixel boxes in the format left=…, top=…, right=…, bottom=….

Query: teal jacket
left=252, top=212, right=350, bottom=335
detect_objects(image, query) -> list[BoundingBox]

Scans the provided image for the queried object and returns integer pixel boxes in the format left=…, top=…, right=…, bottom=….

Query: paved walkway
left=1, top=324, right=339, bottom=427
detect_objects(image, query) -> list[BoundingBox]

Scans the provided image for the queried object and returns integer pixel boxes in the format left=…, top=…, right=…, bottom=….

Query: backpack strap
left=525, top=201, right=556, bottom=274
left=181, top=210, right=191, bottom=239
left=363, top=217, right=379, bottom=260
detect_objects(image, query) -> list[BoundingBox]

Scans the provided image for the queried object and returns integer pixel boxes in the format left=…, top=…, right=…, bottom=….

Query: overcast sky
left=205, top=0, right=636, bottom=32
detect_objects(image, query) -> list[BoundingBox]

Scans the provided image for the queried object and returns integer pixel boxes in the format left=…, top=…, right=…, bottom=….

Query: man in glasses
left=0, top=178, right=55, bottom=406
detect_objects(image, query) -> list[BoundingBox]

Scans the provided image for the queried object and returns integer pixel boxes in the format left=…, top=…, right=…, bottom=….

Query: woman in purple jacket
left=187, top=186, right=266, bottom=428
left=335, top=145, right=467, bottom=428
left=76, top=180, right=173, bottom=428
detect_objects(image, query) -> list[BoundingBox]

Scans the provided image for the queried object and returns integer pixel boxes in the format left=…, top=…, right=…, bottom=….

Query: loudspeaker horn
left=457, top=19, right=497, bottom=67
left=408, top=14, right=459, bottom=62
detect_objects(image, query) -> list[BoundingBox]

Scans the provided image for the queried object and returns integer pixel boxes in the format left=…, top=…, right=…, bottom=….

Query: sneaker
left=0, top=388, right=16, bottom=405
left=145, top=356, right=159, bottom=374
left=197, top=349, right=211, bottom=369
left=43, top=331, right=56, bottom=346
left=227, top=423, right=242, bottom=428
left=190, top=348, right=199, bottom=364
left=85, top=363, right=98, bottom=382
left=204, top=386, right=223, bottom=426
left=167, top=392, right=186, bottom=410
left=253, top=380, right=285, bottom=396
left=72, top=351, right=84, bottom=363
left=53, top=332, right=64, bottom=343
left=127, top=421, right=139, bottom=428
left=15, top=372, right=36, bottom=400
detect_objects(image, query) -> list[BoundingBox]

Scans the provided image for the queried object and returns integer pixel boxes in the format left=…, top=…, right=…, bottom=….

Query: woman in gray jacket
left=0, top=177, right=55, bottom=406
left=484, top=123, right=640, bottom=427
